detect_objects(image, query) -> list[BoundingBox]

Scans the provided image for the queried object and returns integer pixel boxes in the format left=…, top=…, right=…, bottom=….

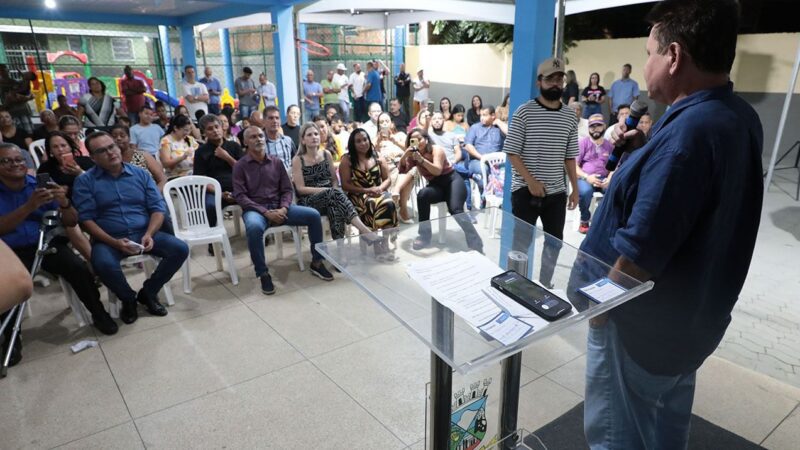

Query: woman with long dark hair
left=159, top=114, right=197, bottom=179
left=78, top=77, right=118, bottom=127
left=339, top=128, right=397, bottom=236
left=581, top=72, right=606, bottom=118
left=399, top=128, right=482, bottom=251
left=467, top=95, right=482, bottom=126
left=111, top=124, right=166, bottom=191
left=563, top=70, right=580, bottom=105
left=439, top=97, right=452, bottom=122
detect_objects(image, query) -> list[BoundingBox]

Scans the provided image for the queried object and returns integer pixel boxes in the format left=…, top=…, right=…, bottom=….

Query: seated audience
left=568, top=101, right=590, bottom=138
left=399, top=129, right=482, bottom=252
left=605, top=103, right=631, bottom=140
left=233, top=126, right=334, bottom=294
left=388, top=98, right=409, bottom=132
left=58, top=115, right=89, bottom=156
left=174, top=105, right=203, bottom=141
left=32, top=109, right=59, bottom=141
left=110, top=124, right=166, bottom=191
left=339, top=129, right=398, bottom=244
left=637, top=112, right=653, bottom=138
left=330, top=114, right=350, bottom=154
left=37, top=131, right=95, bottom=261
left=408, top=108, right=432, bottom=135
left=467, top=95, right=482, bottom=126
left=495, top=94, right=511, bottom=122
left=281, top=104, right=301, bottom=149
left=263, top=105, right=296, bottom=173
left=464, top=105, right=507, bottom=206
left=439, top=97, right=453, bottom=122
left=194, top=114, right=242, bottom=231
left=374, top=112, right=414, bottom=223
left=0, top=143, right=117, bottom=368
left=218, top=113, right=239, bottom=145
left=159, top=115, right=198, bottom=179
left=130, top=106, right=163, bottom=157
left=73, top=132, right=189, bottom=324
left=444, top=104, right=470, bottom=136
left=361, top=102, right=382, bottom=142
left=577, top=114, right=614, bottom=234
left=292, top=123, right=378, bottom=241
left=54, top=95, right=78, bottom=120
left=1, top=106, right=32, bottom=154
left=313, top=115, right=341, bottom=163
left=154, top=101, right=171, bottom=129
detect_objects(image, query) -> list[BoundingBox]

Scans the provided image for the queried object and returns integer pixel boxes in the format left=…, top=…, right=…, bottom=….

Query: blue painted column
left=298, top=23, right=309, bottom=75
left=158, top=25, right=176, bottom=98
left=393, top=25, right=406, bottom=95
left=180, top=25, right=197, bottom=71
left=272, top=5, right=299, bottom=121
left=219, top=28, right=235, bottom=98
left=500, top=0, right=555, bottom=268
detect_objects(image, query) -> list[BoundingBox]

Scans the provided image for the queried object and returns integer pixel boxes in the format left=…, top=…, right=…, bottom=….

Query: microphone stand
left=1, top=210, right=60, bottom=377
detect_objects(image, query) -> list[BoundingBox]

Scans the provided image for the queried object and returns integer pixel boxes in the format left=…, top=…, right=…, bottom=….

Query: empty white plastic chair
left=479, top=152, right=506, bottom=238
left=164, top=176, right=239, bottom=293
left=263, top=225, right=305, bottom=271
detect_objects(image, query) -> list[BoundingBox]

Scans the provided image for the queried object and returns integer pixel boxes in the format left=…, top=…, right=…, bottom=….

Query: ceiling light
left=143, top=36, right=150, bottom=43
left=44, top=0, right=56, bottom=9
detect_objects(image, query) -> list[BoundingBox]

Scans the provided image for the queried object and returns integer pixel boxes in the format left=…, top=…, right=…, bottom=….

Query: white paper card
left=578, top=278, right=626, bottom=303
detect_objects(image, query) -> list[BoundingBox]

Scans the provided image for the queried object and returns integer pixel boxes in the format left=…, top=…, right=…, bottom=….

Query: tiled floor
left=2, top=206, right=798, bottom=449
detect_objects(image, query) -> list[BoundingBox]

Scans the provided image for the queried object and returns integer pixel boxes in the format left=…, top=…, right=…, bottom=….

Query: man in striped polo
left=503, top=57, right=579, bottom=286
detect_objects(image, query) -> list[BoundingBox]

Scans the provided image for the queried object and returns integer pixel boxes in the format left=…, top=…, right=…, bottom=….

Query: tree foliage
left=431, top=21, right=514, bottom=47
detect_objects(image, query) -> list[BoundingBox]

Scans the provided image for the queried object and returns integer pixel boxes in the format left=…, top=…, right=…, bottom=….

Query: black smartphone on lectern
left=490, top=270, right=572, bottom=321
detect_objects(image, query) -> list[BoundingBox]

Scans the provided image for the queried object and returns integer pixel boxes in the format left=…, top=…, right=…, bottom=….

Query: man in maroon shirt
left=232, top=126, right=333, bottom=295
left=121, top=65, right=147, bottom=125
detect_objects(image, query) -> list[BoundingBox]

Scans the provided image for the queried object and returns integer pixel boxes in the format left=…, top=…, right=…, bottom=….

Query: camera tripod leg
left=1, top=302, right=25, bottom=378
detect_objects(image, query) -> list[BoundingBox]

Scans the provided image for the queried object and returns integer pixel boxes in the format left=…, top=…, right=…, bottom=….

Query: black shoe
left=310, top=263, right=334, bottom=281
left=136, top=290, right=168, bottom=317
left=120, top=301, right=138, bottom=324
left=92, top=311, right=118, bottom=335
left=2, top=335, right=22, bottom=367
left=260, top=274, right=275, bottom=295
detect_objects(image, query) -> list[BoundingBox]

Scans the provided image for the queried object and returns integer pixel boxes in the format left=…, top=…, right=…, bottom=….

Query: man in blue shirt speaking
left=73, top=132, right=189, bottom=325
left=580, top=1, right=763, bottom=448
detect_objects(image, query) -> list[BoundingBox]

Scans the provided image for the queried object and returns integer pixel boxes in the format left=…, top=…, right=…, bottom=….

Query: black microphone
left=605, top=100, right=648, bottom=172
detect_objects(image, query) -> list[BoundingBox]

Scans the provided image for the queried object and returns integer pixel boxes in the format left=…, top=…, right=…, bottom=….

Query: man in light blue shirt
left=258, top=73, right=277, bottom=107
left=129, top=106, right=163, bottom=157
left=200, top=67, right=222, bottom=114
left=302, top=70, right=323, bottom=123
left=608, top=64, right=640, bottom=123
left=73, top=131, right=188, bottom=325
left=464, top=105, right=507, bottom=208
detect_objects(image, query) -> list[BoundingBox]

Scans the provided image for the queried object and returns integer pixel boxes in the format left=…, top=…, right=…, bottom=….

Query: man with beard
left=194, top=114, right=242, bottom=234
left=503, top=57, right=578, bottom=286
left=576, top=114, right=614, bottom=234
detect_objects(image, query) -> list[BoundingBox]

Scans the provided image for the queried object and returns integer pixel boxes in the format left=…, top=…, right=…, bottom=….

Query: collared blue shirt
left=303, top=80, right=323, bottom=110
left=580, top=82, right=763, bottom=375
left=199, top=76, right=222, bottom=105
left=608, top=78, right=640, bottom=113
left=0, top=175, right=58, bottom=248
left=465, top=124, right=505, bottom=155
left=72, top=163, right=166, bottom=238
left=365, top=70, right=382, bottom=102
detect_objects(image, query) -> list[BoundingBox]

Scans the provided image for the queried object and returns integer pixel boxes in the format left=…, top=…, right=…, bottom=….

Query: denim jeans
left=205, top=192, right=236, bottom=228
left=127, top=111, right=140, bottom=125
left=239, top=105, right=255, bottom=121
left=578, top=178, right=601, bottom=222
left=243, top=205, right=323, bottom=278
left=91, top=231, right=189, bottom=303
left=304, top=106, right=320, bottom=123
left=585, top=319, right=696, bottom=450
left=583, top=103, right=602, bottom=119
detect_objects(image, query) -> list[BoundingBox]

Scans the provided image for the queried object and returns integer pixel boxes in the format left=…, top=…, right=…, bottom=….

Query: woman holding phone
left=159, top=115, right=198, bottom=179
left=36, top=131, right=94, bottom=262
left=374, top=112, right=415, bottom=223
left=399, top=128, right=482, bottom=252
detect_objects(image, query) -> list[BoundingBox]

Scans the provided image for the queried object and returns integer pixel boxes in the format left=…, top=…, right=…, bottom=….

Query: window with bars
left=110, top=38, right=135, bottom=61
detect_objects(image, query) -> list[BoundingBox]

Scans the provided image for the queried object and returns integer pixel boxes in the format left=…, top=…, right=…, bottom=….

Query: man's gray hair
left=199, top=113, right=221, bottom=130
left=0, top=142, right=22, bottom=154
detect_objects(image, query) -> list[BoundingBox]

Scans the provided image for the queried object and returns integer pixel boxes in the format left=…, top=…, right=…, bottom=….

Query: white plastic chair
left=28, top=139, right=46, bottom=169
left=479, top=152, right=506, bottom=237
left=409, top=174, right=447, bottom=244
left=224, top=204, right=243, bottom=237
left=164, top=176, right=239, bottom=293
left=58, top=277, right=92, bottom=328
left=263, top=225, right=305, bottom=271
left=107, top=255, right=176, bottom=318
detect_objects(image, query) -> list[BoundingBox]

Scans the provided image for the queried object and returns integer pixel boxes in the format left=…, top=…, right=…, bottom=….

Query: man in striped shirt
left=503, top=57, right=579, bottom=286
